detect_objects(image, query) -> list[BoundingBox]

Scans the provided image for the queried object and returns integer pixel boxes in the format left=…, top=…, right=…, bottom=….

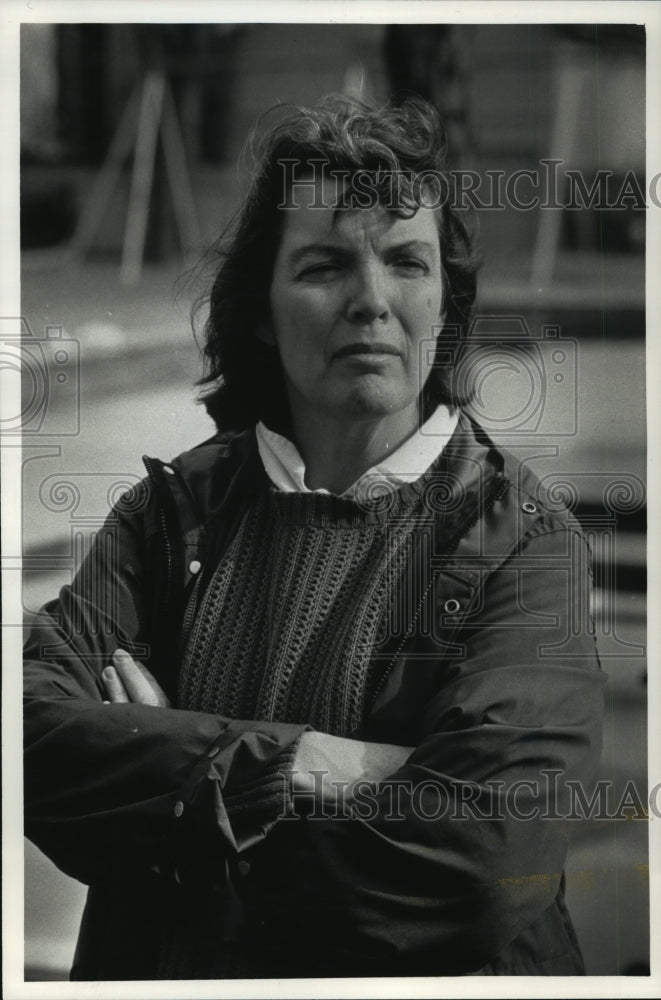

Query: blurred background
left=18, top=21, right=646, bottom=979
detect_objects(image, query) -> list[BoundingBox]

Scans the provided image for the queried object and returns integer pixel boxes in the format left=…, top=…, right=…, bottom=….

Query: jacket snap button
left=163, top=465, right=175, bottom=475
left=174, top=801, right=184, bottom=818
left=522, top=501, right=537, bottom=514
left=444, top=598, right=461, bottom=615
left=237, top=860, right=251, bottom=876
left=189, top=560, right=201, bottom=575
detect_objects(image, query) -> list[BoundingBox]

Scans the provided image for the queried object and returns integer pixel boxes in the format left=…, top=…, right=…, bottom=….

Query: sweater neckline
left=217, top=416, right=498, bottom=530
left=265, top=458, right=445, bottom=528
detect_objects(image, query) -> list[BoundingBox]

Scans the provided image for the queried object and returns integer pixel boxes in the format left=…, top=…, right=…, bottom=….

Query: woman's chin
left=337, top=382, right=416, bottom=423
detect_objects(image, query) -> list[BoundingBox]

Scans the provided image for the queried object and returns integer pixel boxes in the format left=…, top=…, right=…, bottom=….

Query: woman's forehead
left=276, top=190, right=441, bottom=258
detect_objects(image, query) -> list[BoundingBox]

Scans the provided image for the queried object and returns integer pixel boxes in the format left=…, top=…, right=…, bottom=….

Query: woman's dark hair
left=196, top=95, right=480, bottom=431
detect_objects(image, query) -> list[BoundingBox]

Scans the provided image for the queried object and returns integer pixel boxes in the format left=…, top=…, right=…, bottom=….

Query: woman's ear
left=255, top=324, right=276, bottom=346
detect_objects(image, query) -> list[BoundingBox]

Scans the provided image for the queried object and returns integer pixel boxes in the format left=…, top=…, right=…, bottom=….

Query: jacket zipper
left=369, top=473, right=510, bottom=708
left=142, top=455, right=182, bottom=692
left=143, top=458, right=174, bottom=609
left=158, top=507, right=173, bottom=602
left=180, top=569, right=204, bottom=648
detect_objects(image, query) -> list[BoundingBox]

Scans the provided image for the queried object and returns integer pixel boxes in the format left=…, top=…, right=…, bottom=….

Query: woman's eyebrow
left=385, top=240, right=437, bottom=255
left=288, top=239, right=437, bottom=266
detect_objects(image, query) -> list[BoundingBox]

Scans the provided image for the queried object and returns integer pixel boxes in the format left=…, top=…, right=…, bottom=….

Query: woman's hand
left=102, top=649, right=171, bottom=708
left=292, top=730, right=413, bottom=799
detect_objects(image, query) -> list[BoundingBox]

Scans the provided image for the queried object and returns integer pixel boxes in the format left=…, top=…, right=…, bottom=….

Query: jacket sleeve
left=23, top=481, right=307, bottom=887
left=243, top=524, right=606, bottom=975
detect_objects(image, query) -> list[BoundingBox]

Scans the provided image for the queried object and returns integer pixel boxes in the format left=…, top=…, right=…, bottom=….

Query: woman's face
left=267, top=180, right=445, bottom=433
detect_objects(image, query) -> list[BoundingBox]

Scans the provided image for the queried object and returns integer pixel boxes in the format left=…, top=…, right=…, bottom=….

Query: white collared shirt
left=255, top=406, right=459, bottom=499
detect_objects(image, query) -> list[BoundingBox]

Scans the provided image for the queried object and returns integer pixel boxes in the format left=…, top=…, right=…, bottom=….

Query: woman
left=24, top=97, right=604, bottom=979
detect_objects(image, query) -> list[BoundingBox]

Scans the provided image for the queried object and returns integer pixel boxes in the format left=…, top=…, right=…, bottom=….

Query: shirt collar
left=255, top=406, right=459, bottom=499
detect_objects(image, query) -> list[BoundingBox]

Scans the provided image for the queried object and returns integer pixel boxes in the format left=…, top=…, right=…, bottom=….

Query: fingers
left=111, top=649, right=171, bottom=708
left=102, top=665, right=130, bottom=703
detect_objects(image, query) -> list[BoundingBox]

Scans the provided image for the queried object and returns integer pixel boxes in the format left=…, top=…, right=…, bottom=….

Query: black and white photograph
left=2, top=1, right=658, bottom=994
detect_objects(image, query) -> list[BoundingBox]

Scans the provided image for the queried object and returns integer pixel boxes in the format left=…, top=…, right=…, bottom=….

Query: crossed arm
left=103, top=649, right=413, bottom=795
left=25, top=518, right=605, bottom=973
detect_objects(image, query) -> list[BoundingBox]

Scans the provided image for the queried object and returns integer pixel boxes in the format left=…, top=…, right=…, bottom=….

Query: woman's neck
left=291, top=404, right=419, bottom=495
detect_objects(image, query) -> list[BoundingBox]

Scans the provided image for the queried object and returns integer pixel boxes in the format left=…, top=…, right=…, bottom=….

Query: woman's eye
left=392, top=257, right=428, bottom=273
left=299, top=262, right=341, bottom=279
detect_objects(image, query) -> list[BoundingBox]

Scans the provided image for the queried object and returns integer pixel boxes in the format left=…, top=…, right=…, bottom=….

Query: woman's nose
left=345, top=266, right=390, bottom=324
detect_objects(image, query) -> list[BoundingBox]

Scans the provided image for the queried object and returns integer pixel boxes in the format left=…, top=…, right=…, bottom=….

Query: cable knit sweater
left=179, top=469, right=442, bottom=737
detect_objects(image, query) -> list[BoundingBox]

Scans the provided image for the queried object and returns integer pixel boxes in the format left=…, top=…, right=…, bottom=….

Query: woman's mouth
left=333, top=342, right=401, bottom=361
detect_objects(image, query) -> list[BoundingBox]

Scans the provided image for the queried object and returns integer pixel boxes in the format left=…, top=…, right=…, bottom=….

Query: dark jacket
left=23, top=414, right=605, bottom=978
